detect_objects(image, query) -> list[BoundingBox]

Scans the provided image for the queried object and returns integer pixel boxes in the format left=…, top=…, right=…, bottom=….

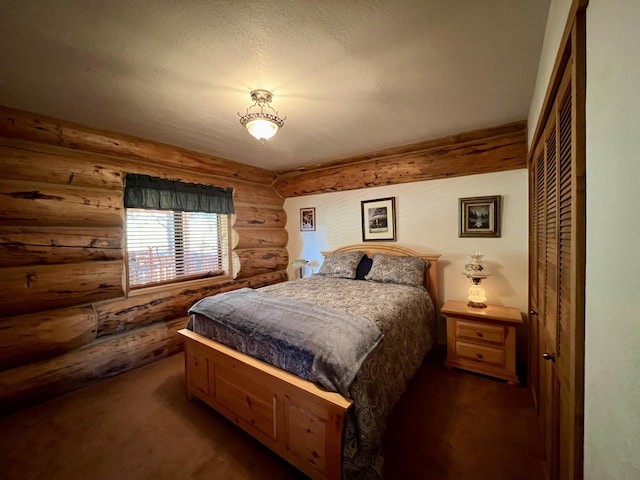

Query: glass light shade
left=463, top=251, right=490, bottom=279
left=468, top=284, right=487, bottom=305
left=246, top=117, right=279, bottom=141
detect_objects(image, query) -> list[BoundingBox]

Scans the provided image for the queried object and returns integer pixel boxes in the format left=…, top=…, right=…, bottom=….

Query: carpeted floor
left=0, top=350, right=544, bottom=479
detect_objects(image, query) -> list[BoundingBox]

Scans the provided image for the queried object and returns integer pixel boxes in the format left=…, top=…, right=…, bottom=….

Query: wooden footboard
left=178, top=328, right=353, bottom=480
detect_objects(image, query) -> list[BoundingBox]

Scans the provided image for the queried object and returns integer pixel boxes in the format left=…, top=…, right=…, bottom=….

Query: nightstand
left=441, top=300, right=522, bottom=386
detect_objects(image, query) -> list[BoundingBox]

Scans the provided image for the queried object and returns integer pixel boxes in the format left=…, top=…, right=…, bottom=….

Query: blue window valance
left=124, top=174, right=234, bottom=214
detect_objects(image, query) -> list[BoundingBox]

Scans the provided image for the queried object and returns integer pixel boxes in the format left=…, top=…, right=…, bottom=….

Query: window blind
left=126, top=209, right=229, bottom=288
left=124, top=174, right=233, bottom=288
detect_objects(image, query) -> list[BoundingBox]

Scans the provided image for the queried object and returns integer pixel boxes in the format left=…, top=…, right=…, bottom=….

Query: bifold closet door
left=528, top=11, right=586, bottom=478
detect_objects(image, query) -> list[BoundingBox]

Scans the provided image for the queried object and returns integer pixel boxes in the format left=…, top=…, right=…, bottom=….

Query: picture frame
left=459, top=195, right=501, bottom=237
left=300, top=207, right=316, bottom=231
left=361, top=197, right=396, bottom=242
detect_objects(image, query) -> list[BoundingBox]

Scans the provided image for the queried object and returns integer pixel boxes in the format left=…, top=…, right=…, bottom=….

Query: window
left=124, top=174, right=234, bottom=289
left=126, top=209, right=229, bottom=288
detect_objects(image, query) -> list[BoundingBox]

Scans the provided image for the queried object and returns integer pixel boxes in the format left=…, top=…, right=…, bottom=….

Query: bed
left=178, top=244, right=440, bottom=479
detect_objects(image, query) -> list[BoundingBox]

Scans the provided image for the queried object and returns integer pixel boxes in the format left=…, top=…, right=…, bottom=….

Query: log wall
left=0, top=106, right=288, bottom=414
left=273, top=121, right=527, bottom=197
left=0, top=105, right=527, bottom=414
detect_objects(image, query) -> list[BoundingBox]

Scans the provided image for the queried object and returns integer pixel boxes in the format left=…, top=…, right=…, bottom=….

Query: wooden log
left=0, top=143, right=123, bottom=189
left=0, top=226, right=122, bottom=267
left=0, top=181, right=123, bottom=227
left=234, top=248, right=289, bottom=279
left=278, top=121, right=527, bottom=175
left=233, top=206, right=287, bottom=229
left=234, top=227, right=288, bottom=249
left=273, top=122, right=527, bottom=197
left=0, top=138, right=283, bottom=206
left=0, top=105, right=275, bottom=185
left=95, top=270, right=288, bottom=336
left=0, top=306, right=97, bottom=371
left=231, top=228, right=239, bottom=249
left=0, top=261, right=124, bottom=317
left=230, top=183, right=283, bottom=207
left=0, top=317, right=187, bottom=414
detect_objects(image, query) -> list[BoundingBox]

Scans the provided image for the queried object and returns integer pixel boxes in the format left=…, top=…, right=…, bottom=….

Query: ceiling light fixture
left=238, top=89, right=285, bottom=145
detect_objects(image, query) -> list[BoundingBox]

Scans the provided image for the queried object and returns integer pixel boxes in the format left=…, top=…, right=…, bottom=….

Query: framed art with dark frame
left=361, top=197, right=396, bottom=242
left=459, top=195, right=501, bottom=237
left=300, top=207, right=316, bottom=231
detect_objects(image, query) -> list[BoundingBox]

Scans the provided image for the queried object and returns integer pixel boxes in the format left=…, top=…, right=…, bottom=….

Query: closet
left=528, top=2, right=586, bottom=479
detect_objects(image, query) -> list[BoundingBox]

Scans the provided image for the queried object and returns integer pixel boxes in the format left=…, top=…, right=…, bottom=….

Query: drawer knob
left=542, top=352, right=555, bottom=362
left=475, top=331, right=484, bottom=338
left=476, top=352, right=484, bottom=359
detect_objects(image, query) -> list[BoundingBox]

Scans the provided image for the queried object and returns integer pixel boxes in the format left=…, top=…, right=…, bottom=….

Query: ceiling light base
left=250, top=89, right=273, bottom=104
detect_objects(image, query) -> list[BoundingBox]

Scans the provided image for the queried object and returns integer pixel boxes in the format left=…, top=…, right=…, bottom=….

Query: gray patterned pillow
left=365, top=253, right=428, bottom=288
left=318, top=250, right=365, bottom=279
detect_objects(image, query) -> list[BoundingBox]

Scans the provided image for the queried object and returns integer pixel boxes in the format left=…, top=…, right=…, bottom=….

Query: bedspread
left=188, top=288, right=382, bottom=396
left=188, top=275, right=435, bottom=479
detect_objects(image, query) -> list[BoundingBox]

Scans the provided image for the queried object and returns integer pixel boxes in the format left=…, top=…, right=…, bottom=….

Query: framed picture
left=459, top=195, right=501, bottom=237
left=300, top=207, right=316, bottom=231
left=361, top=197, right=396, bottom=242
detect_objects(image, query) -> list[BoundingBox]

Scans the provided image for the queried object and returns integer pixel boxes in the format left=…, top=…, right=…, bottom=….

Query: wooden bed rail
left=179, top=328, right=352, bottom=480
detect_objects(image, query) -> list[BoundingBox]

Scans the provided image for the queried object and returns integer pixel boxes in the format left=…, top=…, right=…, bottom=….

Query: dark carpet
left=0, top=349, right=544, bottom=479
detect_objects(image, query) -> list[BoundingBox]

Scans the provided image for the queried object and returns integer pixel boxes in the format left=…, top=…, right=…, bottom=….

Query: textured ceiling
left=0, top=0, right=550, bottom=171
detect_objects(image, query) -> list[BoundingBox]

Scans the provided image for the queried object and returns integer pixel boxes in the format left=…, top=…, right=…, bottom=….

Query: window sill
left=126, top=273, right=234, bottom=298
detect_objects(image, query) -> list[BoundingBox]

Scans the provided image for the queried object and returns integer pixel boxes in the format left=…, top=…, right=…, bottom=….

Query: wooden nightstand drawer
left=456, top=320, right=505, bottom=344
left=456, top=341, right=505, bottom=367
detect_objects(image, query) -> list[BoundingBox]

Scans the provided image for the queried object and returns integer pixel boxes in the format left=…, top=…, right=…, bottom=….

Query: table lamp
left=292, top=258, right=308, bottom=279
left=463, top=252, right=491, bottom=308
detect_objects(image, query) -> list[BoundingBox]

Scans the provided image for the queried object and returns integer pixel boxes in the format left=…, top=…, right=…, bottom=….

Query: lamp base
left=467, top=301, right=487, bottom=308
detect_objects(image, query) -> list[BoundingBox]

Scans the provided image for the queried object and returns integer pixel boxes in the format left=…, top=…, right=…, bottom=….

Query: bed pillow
left=364, top=253, right=429, bottom=288
left=317, top=250, right=365, bottom=279
left=355, top=254, right=373, bottom=280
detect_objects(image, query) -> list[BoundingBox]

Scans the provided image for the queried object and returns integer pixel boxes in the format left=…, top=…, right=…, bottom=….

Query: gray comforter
left=188, top=275, right=435, bottom=479
left=188, top=288, right=383, bottom=396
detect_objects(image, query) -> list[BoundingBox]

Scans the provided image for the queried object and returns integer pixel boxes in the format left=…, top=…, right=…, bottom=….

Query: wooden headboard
left=320, top=243, right=441, bottom=310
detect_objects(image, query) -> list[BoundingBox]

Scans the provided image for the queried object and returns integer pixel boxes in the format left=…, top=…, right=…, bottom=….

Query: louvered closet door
left=528, top=146, right=544, bottom=411
left=533, top=102, right=561, bottom=480
left=556, top=54, right=585, bottom=480
left=528, top=37, right=585, bottom=480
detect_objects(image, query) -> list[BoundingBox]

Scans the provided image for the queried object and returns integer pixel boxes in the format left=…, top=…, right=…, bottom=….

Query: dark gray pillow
left=318, top=250, right=365, bottom=279
left=365, top=253, right=428, bottom=288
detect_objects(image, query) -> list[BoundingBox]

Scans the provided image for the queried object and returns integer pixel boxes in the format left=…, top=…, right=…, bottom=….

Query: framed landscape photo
left=361, top=197, right=396, bottom=242
left=300, top=207, right=316, bottom=231
left=459, top=195, right=501, bottom=237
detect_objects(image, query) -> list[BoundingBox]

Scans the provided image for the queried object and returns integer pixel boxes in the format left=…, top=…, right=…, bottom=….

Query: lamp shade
left=463, top=251, right=490, bottom=280
left=292, top=259, right=308, bottom=267
left=245, top=117, right=279, bottom=141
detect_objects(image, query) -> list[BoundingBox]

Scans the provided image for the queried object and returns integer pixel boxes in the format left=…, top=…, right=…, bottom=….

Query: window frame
left=124, top=208, right=233, bottom=293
